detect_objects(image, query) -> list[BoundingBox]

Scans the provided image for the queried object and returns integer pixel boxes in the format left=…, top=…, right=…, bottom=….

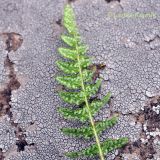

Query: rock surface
left=0, top=0, right=159, bottom=160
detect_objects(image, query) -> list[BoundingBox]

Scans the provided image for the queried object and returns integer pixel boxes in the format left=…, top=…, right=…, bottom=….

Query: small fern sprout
left=56, top=4, right=128, bottom=160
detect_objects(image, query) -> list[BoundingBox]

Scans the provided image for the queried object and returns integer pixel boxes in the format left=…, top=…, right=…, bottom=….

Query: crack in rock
left=15, top=127, right=28, bottom=152
left=0, top=148, right=5, bottom=160
left=0, top=55, right=20, bottom=117
left=144, top=34, right=160, bottom=44
left=3, top=55, right=30, bottom=152
left=0, top=33, right=34, bottom=155
left=144, top=33, right=160, bottom=50
left=105, top=0, right=120, bottom=3
left=115, top=137, right=156, bottom=160
left=115, top=95, right=160, bottom=160
left=56, top=18, right=62, bottom=27
left=0, top=32, right=23, bottom=52
left=0, top=54, right=21, bottom=158
left=89, top=63, right=107, bottom=82
left=67, top=0, right=78, bottom=3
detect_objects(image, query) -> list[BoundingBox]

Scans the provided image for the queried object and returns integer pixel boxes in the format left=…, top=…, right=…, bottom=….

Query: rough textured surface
left=0, top=0, right=159, bottom=160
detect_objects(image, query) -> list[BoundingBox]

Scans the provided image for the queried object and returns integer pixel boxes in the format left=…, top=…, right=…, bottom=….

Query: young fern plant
left=56, top=4, right=128, bottom=160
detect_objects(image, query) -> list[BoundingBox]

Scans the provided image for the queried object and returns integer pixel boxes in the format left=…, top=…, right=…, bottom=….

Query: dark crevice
left=0, top=148, right=5, bottom=160
left=0, top=55, right=20, bottom=117
left=4, top=55, right=32, bottom=152
left=89, top=63, right=106, bottom=82
left=16, top=138, right=27, bottom=152
left=0, top=54, right=21, bottom=158
left=29, top=121, right=35, bottom=125
left=16, top=141, right=35, bottom=152
left=144, top=35, right=160, bottom=44
left=144, top=35, right=160, bottom=50
left=137, top=96, right=160, bottom=132
left=15, top=128, right=35, bottom=152
left=0, top=33, right=34, bottom=153
left=15, top=127, right=28, bottom=152
left=105, top=0, right=120, bottom=3
left=28, top=143, right=35, bottom=146
left=115, top=137, right=156, bottom=160
left=56, top=19, right=62, bottom=27
left=15, top=127, right=35, bottom=152
left=67, top=0, right=77, bottom=3
left=114, top=96, right=160, bottom=159
left=16, top=140, right=28, bottom=152
left=2, top=55, right=28, bottom=152
left=0, top=32, right=23, bottom=52
left=2, top=55, right=34, bottom=152
left=53, top=18, right=64, bottom=38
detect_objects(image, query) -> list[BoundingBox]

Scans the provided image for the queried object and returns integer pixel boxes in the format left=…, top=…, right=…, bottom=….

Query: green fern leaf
left=66, top=138, right=128, bottom=158
left=56, top=70, right=93, bottom=89
left=63, top=4, right=78, bottom=34
left=56, top=59, right=91, bottom=74
left=61, top=35, right=77, bottom=47
left=59, top=80, right=101, bottom=105
left=58, top=92, right=111, bottom=122
left=59, top=91, right=84, bottom=105
left=61, top=116, right=118, bottom=139
left=56, top=60, right=79, bottom=74
left=77, top=45, right=88, bottom=55
left=79, top=57, right=92, bottom=68
left=85, top=79, right=102, bottom=97
left=56, top=75, right=80, bottom=89
left=58, top=47, right=77, bottom=60
left=95, top=116, right=118, bottom=134
left=58, top=107, right=88, bottom=122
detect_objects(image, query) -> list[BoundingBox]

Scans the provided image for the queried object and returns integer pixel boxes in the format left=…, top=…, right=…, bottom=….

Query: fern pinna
left=56, top=4, right=128, bottom=160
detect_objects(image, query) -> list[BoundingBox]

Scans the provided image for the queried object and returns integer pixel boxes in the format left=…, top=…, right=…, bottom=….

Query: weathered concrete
left=0, top=0, right=159, bottom=160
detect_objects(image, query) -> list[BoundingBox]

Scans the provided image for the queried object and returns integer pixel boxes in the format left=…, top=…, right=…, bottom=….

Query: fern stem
left=76, top=39, right=105, bottom=160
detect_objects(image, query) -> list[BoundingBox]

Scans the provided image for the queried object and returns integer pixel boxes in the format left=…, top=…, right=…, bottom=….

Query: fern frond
left=56, top=4, right=128, bottom=160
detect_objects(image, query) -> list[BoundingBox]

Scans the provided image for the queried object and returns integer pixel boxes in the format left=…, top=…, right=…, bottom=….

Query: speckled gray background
left=0, top=0, right=159, bottom=160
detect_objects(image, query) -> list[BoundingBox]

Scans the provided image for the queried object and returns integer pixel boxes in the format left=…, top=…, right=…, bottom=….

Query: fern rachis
left=56, top=4, right=128, bottom=160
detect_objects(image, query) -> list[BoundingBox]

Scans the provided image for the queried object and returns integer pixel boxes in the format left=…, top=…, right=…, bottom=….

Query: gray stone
left=0, top=0, right=159, bottom=160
